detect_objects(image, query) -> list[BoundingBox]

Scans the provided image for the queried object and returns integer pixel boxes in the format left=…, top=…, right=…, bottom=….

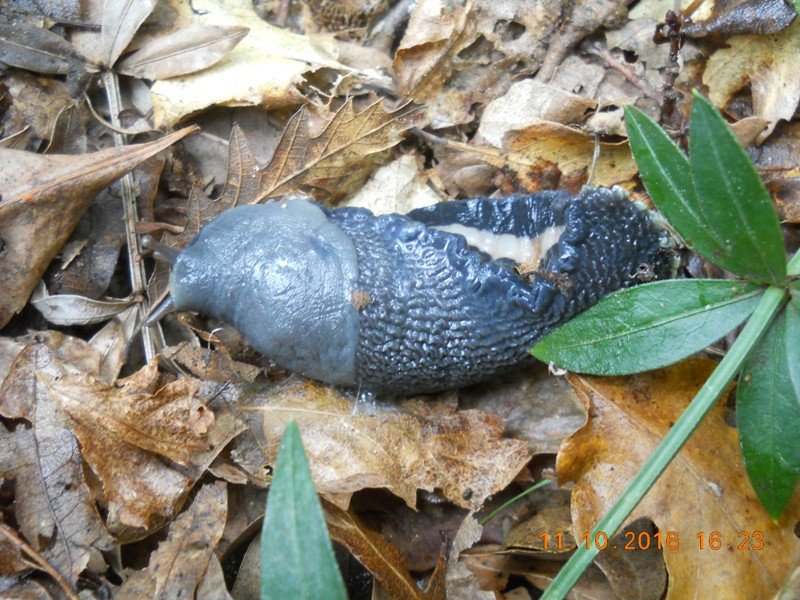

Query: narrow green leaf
left=689, top=92, right=786, bottom=284
left=792, top=1, right=800, bottom=16
left=624, top=105, right=733, bottom=269
left=261, top=421, right=346, bottom=600
left=738, top=300, right=800, bottom=519
left=531, top=280, right=762, bottom=375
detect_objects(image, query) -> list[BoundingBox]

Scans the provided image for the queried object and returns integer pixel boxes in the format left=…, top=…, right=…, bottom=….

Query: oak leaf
left=257, top=99, right=423, bottom=202
left=557, top=358, right=800, bottom=599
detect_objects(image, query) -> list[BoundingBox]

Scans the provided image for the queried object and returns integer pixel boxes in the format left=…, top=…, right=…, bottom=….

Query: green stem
left=542, top=278, right=792, bottom=598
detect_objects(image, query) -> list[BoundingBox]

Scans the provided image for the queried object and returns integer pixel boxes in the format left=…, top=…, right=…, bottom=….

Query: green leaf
left=689, top=92, right=786, bottom=284
left=792, top=1, right=800, bottom=16
left=261, top=421, right=347, bottom=600
left=531, top=280, right=762, bottom=375
left=625, top=105, right=733, bottom=270
left=738, top=300, right=800, bottom=519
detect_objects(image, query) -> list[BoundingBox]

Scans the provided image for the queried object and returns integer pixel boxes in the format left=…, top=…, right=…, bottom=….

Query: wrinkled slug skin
left=168, top=189, right=673, bottom=395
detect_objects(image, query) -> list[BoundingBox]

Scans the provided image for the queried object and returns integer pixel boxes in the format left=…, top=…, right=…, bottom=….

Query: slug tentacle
left=162, top=188, right=674, bottom=396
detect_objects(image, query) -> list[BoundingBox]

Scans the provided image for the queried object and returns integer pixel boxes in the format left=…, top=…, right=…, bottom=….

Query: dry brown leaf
left=0, top=126, right=197, bottom=329
left=239, top=380, right=530, bottom=510
left=44, top=361, right=214, bottom=529
left=557, top=358, right=800, bottom=599
left=0, top=343, right=111, bottom=583
left=703, top=19, right=800, bottom=143
left=116, top=25, right=249, bottom=80
left=161, top=343, right=260, bottom=383
left=537, top=0, right=629, bottom=82
left=257, top=99, right=423, bottom=202
left=394, top=0, right=562, bottom=128
left=324, top=500, right=445, bottom=600
left=116, top=482, right=228, bottom=599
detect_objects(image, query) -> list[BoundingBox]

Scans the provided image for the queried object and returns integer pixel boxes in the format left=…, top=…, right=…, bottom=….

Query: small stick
left=0, top=523, right=81, bottom=600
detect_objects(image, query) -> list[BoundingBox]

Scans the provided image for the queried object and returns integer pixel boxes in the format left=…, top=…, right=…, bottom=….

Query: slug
left=145, top=187, right=674, bottom=395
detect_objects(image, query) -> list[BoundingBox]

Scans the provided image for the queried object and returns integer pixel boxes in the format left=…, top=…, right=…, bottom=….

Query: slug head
left=168, top=200, right=362, bottom=385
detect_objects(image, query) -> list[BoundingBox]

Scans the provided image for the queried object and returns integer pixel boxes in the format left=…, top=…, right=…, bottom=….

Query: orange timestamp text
left=538, top=530, right=765, bottom=551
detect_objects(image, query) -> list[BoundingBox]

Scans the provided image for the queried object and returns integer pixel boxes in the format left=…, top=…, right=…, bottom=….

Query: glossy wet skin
left=167, top=189, right=673, bottom=395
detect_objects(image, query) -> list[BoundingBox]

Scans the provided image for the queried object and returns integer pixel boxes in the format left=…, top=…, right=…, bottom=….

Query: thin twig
left=101, top=71, right=162, bottom=363
left=582, top=42, right=661, bottom=101
left=0, top=523, right=81, bottom=600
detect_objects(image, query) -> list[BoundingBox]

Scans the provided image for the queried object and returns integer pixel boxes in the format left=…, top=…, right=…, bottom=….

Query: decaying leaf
left=433, top=121, right=636, bottom=195
left=45, top=361, right=213, bottom=529
left=0, top=343, right=111, bottom=583
left=237, top=380, right=530, bottom=510
left=115, top=482, right=228, bottom=599
left=0, top=126, right=197, bottom=329
left=0, top=21, right=89, bottom=75
left=258, top=98, right=423, bottom=202
left=558, top=358, right=800, bottom=599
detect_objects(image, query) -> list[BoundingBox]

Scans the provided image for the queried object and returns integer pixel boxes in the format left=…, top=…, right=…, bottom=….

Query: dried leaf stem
left=0, top=523, right=81, bottom=600
left=101, top=71, right=163, bottom=362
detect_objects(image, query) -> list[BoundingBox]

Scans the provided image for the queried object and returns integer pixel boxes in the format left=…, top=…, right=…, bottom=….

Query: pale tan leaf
left=704, top=19, right=800, bottom=142
left=150, top=0, right=348, bottom=128
left=101, top=0, right=157, bottom=66
left=0, top=126, right=197, bottom=329
left=30, top=281, right=137, bottom=326
left=116, top=25, right=249, bottom=80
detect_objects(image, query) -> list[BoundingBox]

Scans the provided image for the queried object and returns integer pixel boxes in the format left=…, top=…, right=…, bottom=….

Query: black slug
left=146, top=187, right=674, bottom=395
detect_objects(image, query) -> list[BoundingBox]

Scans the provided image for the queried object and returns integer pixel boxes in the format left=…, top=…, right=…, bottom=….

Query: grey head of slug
left=153, top=187, right=675, bottom=395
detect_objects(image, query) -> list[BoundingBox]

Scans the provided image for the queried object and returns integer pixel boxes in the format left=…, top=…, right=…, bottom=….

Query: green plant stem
left=543, top=274, right=795, bottom=599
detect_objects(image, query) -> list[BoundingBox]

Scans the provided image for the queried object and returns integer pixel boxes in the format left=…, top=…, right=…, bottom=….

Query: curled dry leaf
left=0, top=343, right=111, bottom=583
left=434, top=121, right=636, bottom=194
left=116, top=25, right=249, bottom=80
left=247, top=380, right=530, bottom=510
left=30, top=281, right=137, bottom=327
left=116, top=482, right=228, bottom=600
left=558, top=358, right=800, bottom=599
left=0, top=126, right=198, bottom=329
left=683, top=0, right=797, bottom=37
left=324, top=500, right=446, bottom=600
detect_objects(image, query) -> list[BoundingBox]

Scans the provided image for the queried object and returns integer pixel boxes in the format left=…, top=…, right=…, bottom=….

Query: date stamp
left=538, top=530, right=765, bottom=551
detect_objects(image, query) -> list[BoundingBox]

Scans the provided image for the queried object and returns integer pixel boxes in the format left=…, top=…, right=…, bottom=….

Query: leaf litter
left=0, top=0, right=799, bottom=597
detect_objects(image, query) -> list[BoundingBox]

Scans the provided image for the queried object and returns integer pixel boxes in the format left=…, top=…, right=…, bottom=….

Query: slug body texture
left=169, top=188, right=674, bottom=395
